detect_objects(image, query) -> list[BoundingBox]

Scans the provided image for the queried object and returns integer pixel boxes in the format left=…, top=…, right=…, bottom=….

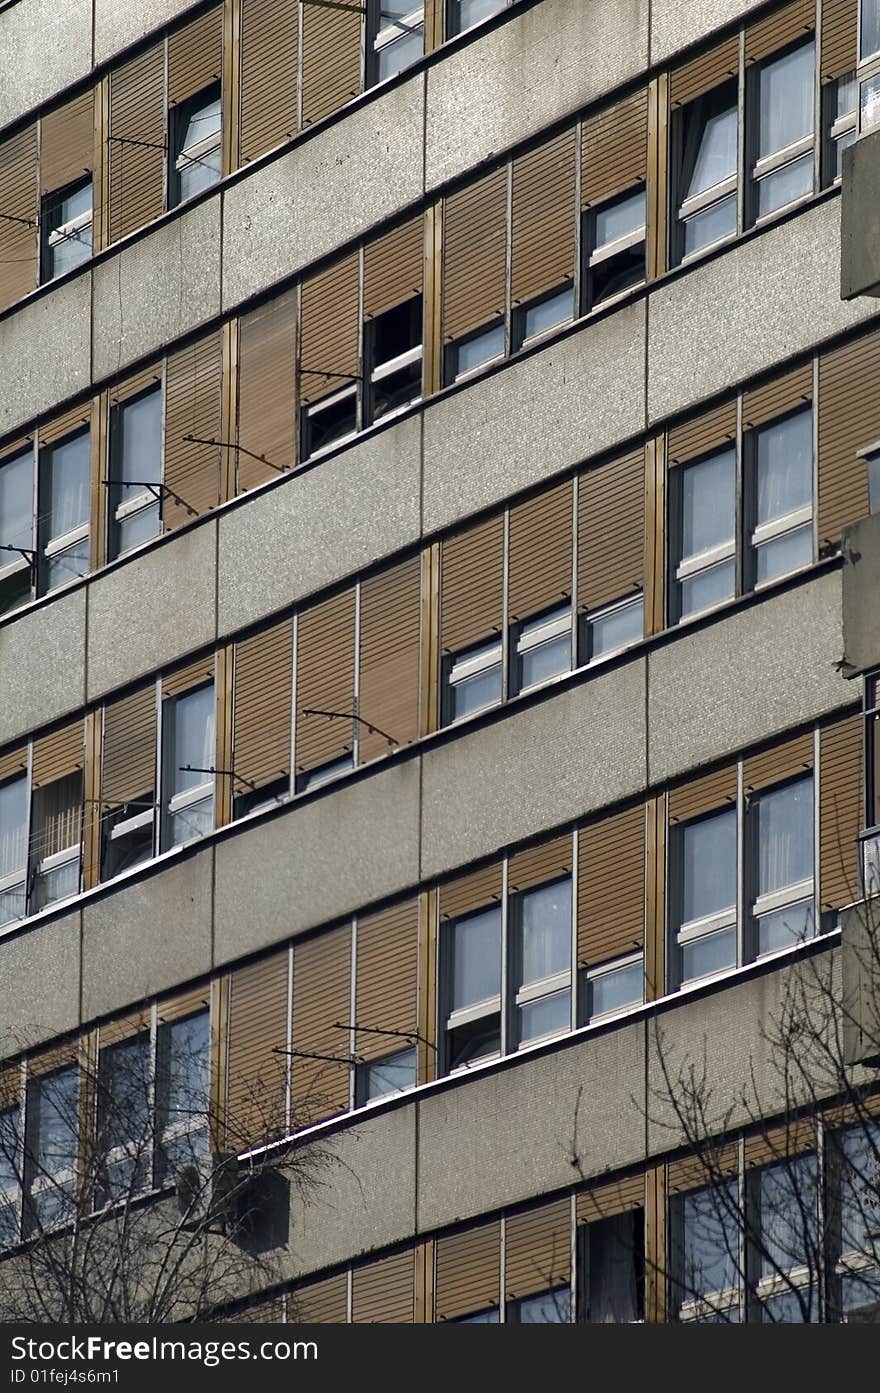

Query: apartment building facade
left=1, top=0, right=880, bottom=1323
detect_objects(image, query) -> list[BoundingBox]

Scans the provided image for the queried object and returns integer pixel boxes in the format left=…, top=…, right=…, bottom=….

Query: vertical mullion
left=148, top=1003, right=158, bottom=1191
left=737, top=28, right=747, bottom=234
left=500, top=856, right=509, bottom=1058
left=574, top=119, right=583, bottom=320
left=499, top=1213, right=507, bottom=1323
left=290, top=612, right=299, bottom=789
left=811, top=352, right=820, bottom=563
left=814, top=0, right=823, bottom=193
left=813, top=725, right=822, bottom=929
left=357, top=243, right=366, bottom=432
left=570, top=826, right=579, bottom=1030
left=737, top=757, right=746, bottom=967
left=349, top=917, right=358, bottom=1110
left=501, top=506, right=510, bottom=701
left=735, top=391, right=745, bottom=599
left=153, top=676, right=163, bottom=856
left=504, top=159, right=513, bottom=357
left=738, top=1136, right=747, bottom=1321
left=353, top=581, right=361, bottom=766
left=570, top=474, right=579, bottom=664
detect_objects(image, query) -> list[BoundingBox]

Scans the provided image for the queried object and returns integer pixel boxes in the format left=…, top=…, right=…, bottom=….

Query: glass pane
left=306, top=391, right=357, bottom=456
left=681, top=448, right=735, bottom=560
left=45, top=539, right=89, bottom=591
left=758, top=1155, right=818, bottom=1277
left=757, top=900, right=814, bottom=955
left=839, top=1120, right=880, bottom=1257
left=756, top=409, right=812, bottom=525
left=456, top=1308, right=500, bottom=1323
left=521, top=285, right=574, bottom=342
left=372, top=360, right=421, bottom=421
left=685, top=102, right=738, bottom=200
left=451, top=663, right=502, bottom=720
left=589, top=958, right=643, bottom=1018
left=447, top=1016, right=500, bottom=1069
left=44, top=431, right=90, bottom=542
left=755, top=523, right=813, bottom=584
left=587, top=1211, right=642, bottom=1322
left=837, top=73, right=858, bottom=119
left=30, top=1068, right=78, bottom=1176
left=0, top=1107, right=18, bottom=1247
left=756, top=777, right=813, bottom=896
left=377, top=21, right=423, bottom=80
left=682, top=807, right=737, bottom=924
left=680, top=557, right=736, bottom=618
left=118, top=388, right=162, bottom=489
left=862, top=0, right=880, bottom=59
left=520, top=879, right=571, bottom=985
left=0, top=569, right=31, bottom=618
left=757, top=151, right=813, bottom=216
left=758, top=41, right=815, bottom=158
left=170, top=793, right=214, bottom=846
left=178, top=95, right=222, bottom=201
left=451, top=322, right=505, bottom=379
left=680, top=1181, right=740, bottom=1302
left=360, top=1048, right=417, bottom=1102
left=595, top=189, right=647, bottom=249
left=172, top=684, right=215, bottom=796
left=516, top=1288, right=570, bottom=1323
left=158, top=1012, right=209, bottom=1131
left=98, top=1035, right=151, bottom=1155
left=861, top=72, right=880, bottom=131
left=0, top=775, right=28, bottom=883
left=451, top=906, right=501, bottom=1012
left=519, top=989, right=570, bottom=1044
left=33, top=855, right=80, bottom=912
left=760, top=1286, right=817, bottom=1322
left=868, top=454, right=880, bottom=514
left=683, top=193, right=737, bottom=256
left=520, top=630, right=570, bottom=689
left=589, top=597, right=643, bottom=659
left=681, top=926, right=737, bottom=983
left=118, top=501, right=161, bottom=556
left=179, top=143, right=222, bottom=201
left=49, top=182, right=92, bottom=279
left=0, top=450, right=33, bottom=554
left=842, top=1268, right=880, bottom=1313
left=452, top=0, right=505, bottom=32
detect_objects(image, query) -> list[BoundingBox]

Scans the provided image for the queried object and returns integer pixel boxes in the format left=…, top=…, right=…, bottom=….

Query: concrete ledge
left=0, top=910, right=82, bottom=1054
left=92, top=0, right=206, bottom=67
left=0, top=589, right=86, bottom=748
left=0, top=0, right=91, bottom=131
left=650, top=0, right=769, bottom=65
left=0, top=276, right=92, bottom=440
left=841, top=128, right=880, bottom=301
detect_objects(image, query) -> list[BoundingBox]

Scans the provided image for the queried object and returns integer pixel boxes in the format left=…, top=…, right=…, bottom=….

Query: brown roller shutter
left=32, top=720, right=84, bottom=787
left=108, top=43, right=166, bottom=244
left=508, top=833, right=573, bottom=895
left=578, top=806, right=645, bottom=968
left=364, top=217, right=423, bottom=321
left=168, top=6, right=223, bottom=106
left=40, top=90, right=94, bottom=196
left=440, top=515, right=504, bottom=655
left=156, top=985, right=211, bottom=1023
left=162, top=654, right=216, bottom=699
left=577, top=449, right=645, bottom=613
left=576, top=1173, right=645, bottom=1224
left=667, top=1142, right=739, bottom=1192
left=669, top=35, right=740, bottom=108
left=441, top=168, right=507, bottom=343
left=301, top=3, right=362, bottom=127
left=102, top=684, right=158, bottom=808
left=358, top=557, right=421, bottom=765
left=164, top=330, right=222, bottom=529
left=821, top=0, right=858, bottom=80
left=818, top=329, right=880, bottom=542
left=28, top=1040, right=79, bottom=1077
left=352, top=1249, right=415, bottom=1323
left=233, top=620, right=293, bottom=794
left=97, top=1007, right=152, bottom=1050
left=290, top=1272, right=348, bottom=1323
left=743, top=363, right=812, bottom=430
left=743, top=731, right=813, bottom=794
left=240, top=0, right=299, bottom=162
left=668, top=764, right=737, bottom=823
left=295, top=589, right=356, bottom=776
left=820, top=716, right=863, bottom=912
left=668, top=401, right=737, bottom=464
left=291, top=927, right=352, bottom=1124
left=240, top=1294, right=286, bottom=1322
left=0, top=126, right=38, bottom=312
left=0, top=746, right=28, bottom=784
left=38, top=402, right=92, bottom=448
left=0, top=1065, right=22, bottom=1112
left=508, top=481, right=573, bottom=622
left=439, top=863, right=502, bottom=921
left=355, top=899, right=419, bottom=1063
left=510, top=130, right=576, bottom=307
left=505, top=1198, right=571, bottom=1301
left=743, top=1118, right=816, bottom=1168
left=745, top=0, right=815, bottom=65
left=237, top=290, right=297, bottom=490
left=581, top=89, right=648, bottom=208
left=299, top=254, right=360, bottom=406
left=226, top=950, right=290, bottom=1148
left=435, top=1220, right=501, bottom=1320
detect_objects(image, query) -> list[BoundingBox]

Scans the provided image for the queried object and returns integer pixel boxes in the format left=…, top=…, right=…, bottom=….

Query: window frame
left=107, top=382, right=164, bottom=563
left=159, top=681, right=216, bottom=854
left=40, top=176, right=94, bottom=286
left=746, top=35, right=817, bottom=228
left=367, top=2, right=425, bottom=87
left=581, top=185, right=648, bottom=314
left=168, top=83, right=223, bottom=210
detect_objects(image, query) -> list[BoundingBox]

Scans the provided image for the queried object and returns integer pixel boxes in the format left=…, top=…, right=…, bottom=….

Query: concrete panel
left=647, top=569, right=849, bottom=785
left=0, top=276, right=91, bottom=440
left=217, top=416, right=422, bottom=639
left=80, top=850, right=214, bottom=1022
left=93, top=0, right=204, bottom=66
left=650, top=0, right=766, bottom=65
left=841, top=900, right=880, bottom=1067
left=422, top=300, right=647, bottom=535
left=213, top=761, right=421, bottom=966
left=425, top=0, right=649, bottom=192
left=417, top=1021, right=646, bottom=1230
left=647, top=200, right=880, bottom=425
left=842, top=513, right=880, bottom=676
left=85, top=522, right=217, bottom=703
left=0, top=0, right=92, bottom=130
left=221, top=76, right=424, bottom=312
left=0, top=912, right=81, bottom=1055
left=420, top=656, right=647, bottom=881
left=91, top=201, right=222, bottom=381
left=841, top=128, right=880, bottom=300
left=0, top=589, right=86, bottom=747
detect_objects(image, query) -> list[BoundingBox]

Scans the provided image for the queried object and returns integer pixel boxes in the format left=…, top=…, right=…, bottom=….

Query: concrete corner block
left=0, top=276, right=92, bottom=440
left=841, top=129, right=880, bottom=301
left=0, top=912, right=82, bottom=1056
left=0, top=0, right=92, bottom=129
left=842, top=512, right=880, bottom=676
left=0, top=589, right=86, bottom=747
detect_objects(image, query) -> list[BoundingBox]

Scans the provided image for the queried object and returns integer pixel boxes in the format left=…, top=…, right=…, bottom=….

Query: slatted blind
left=240, top=0, right=299, bottom=162
left=440, top=515, right=504, bottom=654
left=162, top=653, right=216, bottom=698
left=576, top=1173, right=645, bottom=1223
left=666, top=1142, right=739, bottom=1192
left=102, top=685, right=158, bottom=808
left=109, top=362, right=163, bottom=408
left=301, top=3, right=362, bottom=127
left=358, top=557, right=421, bottom=765
left=291, top=926, right=352, bottom=1124
left=578, top=806, right=645, bottom=968
left=820, top=716, right=863, bottom=912
left=668, top=401, right=737, bottom=464
left=743, top=1117, right=816, bottom=1168
left=439, top=863, right=502, bottom=922
left=743, top=363, right=812, bottom=430
left=669, top=35, right=740, bottom=108
left=237, top=289, right=297, bottom=489
left=364, top=217, right=423, bottom=321
left=0, top=1065, right=21, bottom=1111
left=743, top=731, right=813, bottom=794
left=510, top=130, right=576, bottom=307
left=40, top=89, right=94, bottom=195
left=508, top=834, right=572, bottom=895
left=156, top=984, right=211, bottom=1023
left=0, top=746, right=28, bottom=784
left=108, top=43, right=166, bottom=244
left=290, top=1272, right=348, bottom=1323
left=226, top=949, right=289, bottom=1148
left=818, top=329, right=880, bottom=542
left=442, top=168, right=507, bottom=343
left=435, top=1220, right=501, bottom=1320
left=97, top=1007, right=151, bottom=1050
left=233, top=619, right=293, bottom=794
left=821, top=0, right=858, bottom=80
left=508, top=481, right=573, bottom=622
left=27, top=1040, right=79, bottom=1078
left=168, top=5, right=223, bottom=106
left=505, top=1198, right=571, bottom=1300
left=355, top=899, right=419, bottom=1064
left=38, top=402, right=92, bottom=448
left=0, top=126, right=38, bottom=312
left=299, top=254, right=360, bottom=406
left=32, top=720, right=84, bottom=787
left=351, top=1249, right=415, bottom=1323
left=577, top=449, right=645, bottom=613
left=295, top=589, right=356, bottom=775
left=240, top=1294, right=286, bottom=1322
left=668, top=764, right=737, bottom=823
left=745, top=0, right=815, bottom=64
left=164, top=330, right=223, bottom=529
left=581, top=89, right=648, bottom=207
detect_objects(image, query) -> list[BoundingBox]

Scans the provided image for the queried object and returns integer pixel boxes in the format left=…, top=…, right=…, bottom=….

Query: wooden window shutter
left=162, top=653, right=216, bottom=699
left=108, top=43, right=166, bottom=244
left=440, top=514, right=504, bottom=655
left=743, top=363, right=812, bottom=430
left=237, top=290, right=297, bottom=489
left=508, top=833, right=573, bottom=895
left=0, top=126, right=37, bottom=312
left=743, top=731, right=813, bottom=795
left=295, top=589, right=356, bottom=776
left=32, top=719, right=85, bottom=788
left=669, top=35, right=740, bottom=108
left=97, top=1007, right=152, bottom=1050
left=576, top=1173, right=645, bottom=1224
left=439, top=863, right=502, bottom=922
left=226, top=949, right=290, bottom=1149
left=364, top=216, right=423, bottom=321
left=820, top=716, right=863, bottom=912
left=578, top=806, right=646, bottom=968
left=510, top=130, right=576, bottom=308
left=156, top=984, right=211, bottom=1023
left=745, top=0, right=815, bottom=65
left=667, top=401, right=737, bottom=464
left=668, top=764, right=737, bottom=823
left=0, top=745, right=28, bottom=785
left=102, top=684, right=158, bottom=809
left=233, top=619, right=293, bottom=795
left=109, top=362, right=163, bottom=409
left=505, top=1198, right=571, bottom=1301
left=291, top=1271, right=348, bottom=1323
left=818, top=329, right=880, bottom=542
left=577, top=449, right=645, bottom=613
left=666, top=1142, right=739, bottom=1193
left=355, top=899, right=418, bottom=1063
left=301, top=3, right=362, bottom=127
left=435, top=1220, right=501, bottom=1320
left=168, top=5, right=223, bottom=106
left=0, top=1065, right=21, bottom=1112
left=27, top=1040, right=80, bottom=1078
left=240, top=1294, right=286, bottom=1322
left=821, top=0, right=858, bottom=81
left=299, top=254, right=360, bottom=406
left=240, top=0, right=298, bottom=162
left=743, top=1118, right=816, bottom=1168
left=441, top=168, right=507, bottom=343
left=581, top=89, right=648, bottom=208
left=37, top=403, right=92, bottom=449
left=291, top=925, right=352, bottom=1124
left=358, top=557, right=421, bottom=764
left=30, top=720, right=84, bottom=873
left=164, top=330, right=223, bottom=530
left=40, top=89, right=94, bottom=196
left=508, top=480, right=573, bottom=623
left=351, top=1249, right=415, bottom=1323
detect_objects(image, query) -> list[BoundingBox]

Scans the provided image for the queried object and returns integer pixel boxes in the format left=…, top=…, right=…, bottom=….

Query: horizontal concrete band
left=0, top=567, right=851, bottom=1054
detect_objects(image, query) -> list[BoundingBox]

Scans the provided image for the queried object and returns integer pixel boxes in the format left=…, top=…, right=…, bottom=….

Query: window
left=446, top=320, right=506, bottom=385
left=750, top=1155, right=819, bottom=1321
left=37, top=429, right=90, bottom=594
left=513, top=604, right=572, bottom=693
left=443, top=636, right=503, bottom=723
left=96, top=1033, right=151, bottom=1207
left=443, top=904, right=502, bottom=1070
left=155, top=1011, right=210, bottom=1184
left=29, top=772, right=83, bottom=914
left=749, top=776, right=814, bottom=956
left=0, top=774, right=28, bottom=930
left=170, top=86, right=222, bottom=207
left=673, top=81, right=738, bottom=261
left=295, top=751, right=355, bottom=795
left=108, top=386, right=162, bottom=560
left=583, top=187, right=647, bottom=309
left=823, top=72, right=857, bottom=184
left=0, top=447, right=34, bottom=616
left=672, top=1180, right=741, bottom=1322
left=749, top=39, right=815, bottom=221
left=859, top=441, right=880, bottom=516
left=368, top=5, right=424, bottom=85
left=863, top=0, right=880, bottom=61
left=512, top=283, right=575, bottom=350
left=585, top=951, right=644, bottom=1022
left=454, top=1307, right=500, bottom=1323
left=448, top=0, right=507, bottom=36
left=672, top=445, right=736, bottom=621
left=512, top=877, right=572, bottom=1046
left=578, top=1210, right=644, bottom=1322
left=831, top=1120, right=880, bottom=1316
left=508, top=1288, right=571, bottom=1323
left=160, top=683, right=215, bottom=851
left=301, top=385, right=358, bottom=461
left=40, top=178, right=93, bottom=283
left=673, top=806, right=738, bottom=986
left=24, top=1065, right=78, bottom=1234
left=583, top=593, right=644, bottom=664
left=0, top=1104, right=20, bottom=1248
left=355, top=1047, right=417, bottom=1106
left=746, top=407, right=813, bottom=588
left=860, top=1, right=880, bottom=131
left=364, top=295, right=423, bottom=425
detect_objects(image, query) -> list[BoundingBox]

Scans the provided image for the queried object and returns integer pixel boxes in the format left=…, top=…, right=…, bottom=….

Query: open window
left=364, top=294, right=422, bottom=425
left=367, top=3, right=424, bottom=84
left=0, top=447, right=35, bottom=616
left=583, top=186, right=646, bottom=310
left=41, top=178, right=93, bottom=283
left=160, top=682, right=215, bottom=851
left=108, top=385, right=163, bottom=560
left=578, top=1209, right=645, bottom=1323
left=673, top=80, right=738, bottom=261
left=355, top=1047, right=417, bottom=1106
left=748, top=38, right=816, bottom=222
left=442, top=904, right=502, bottom=1071
left=443, top=636, right=503, bottom=723
left=170, top=85, right=222, bottom=207
left=37, top=428, right=90, bottom=595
